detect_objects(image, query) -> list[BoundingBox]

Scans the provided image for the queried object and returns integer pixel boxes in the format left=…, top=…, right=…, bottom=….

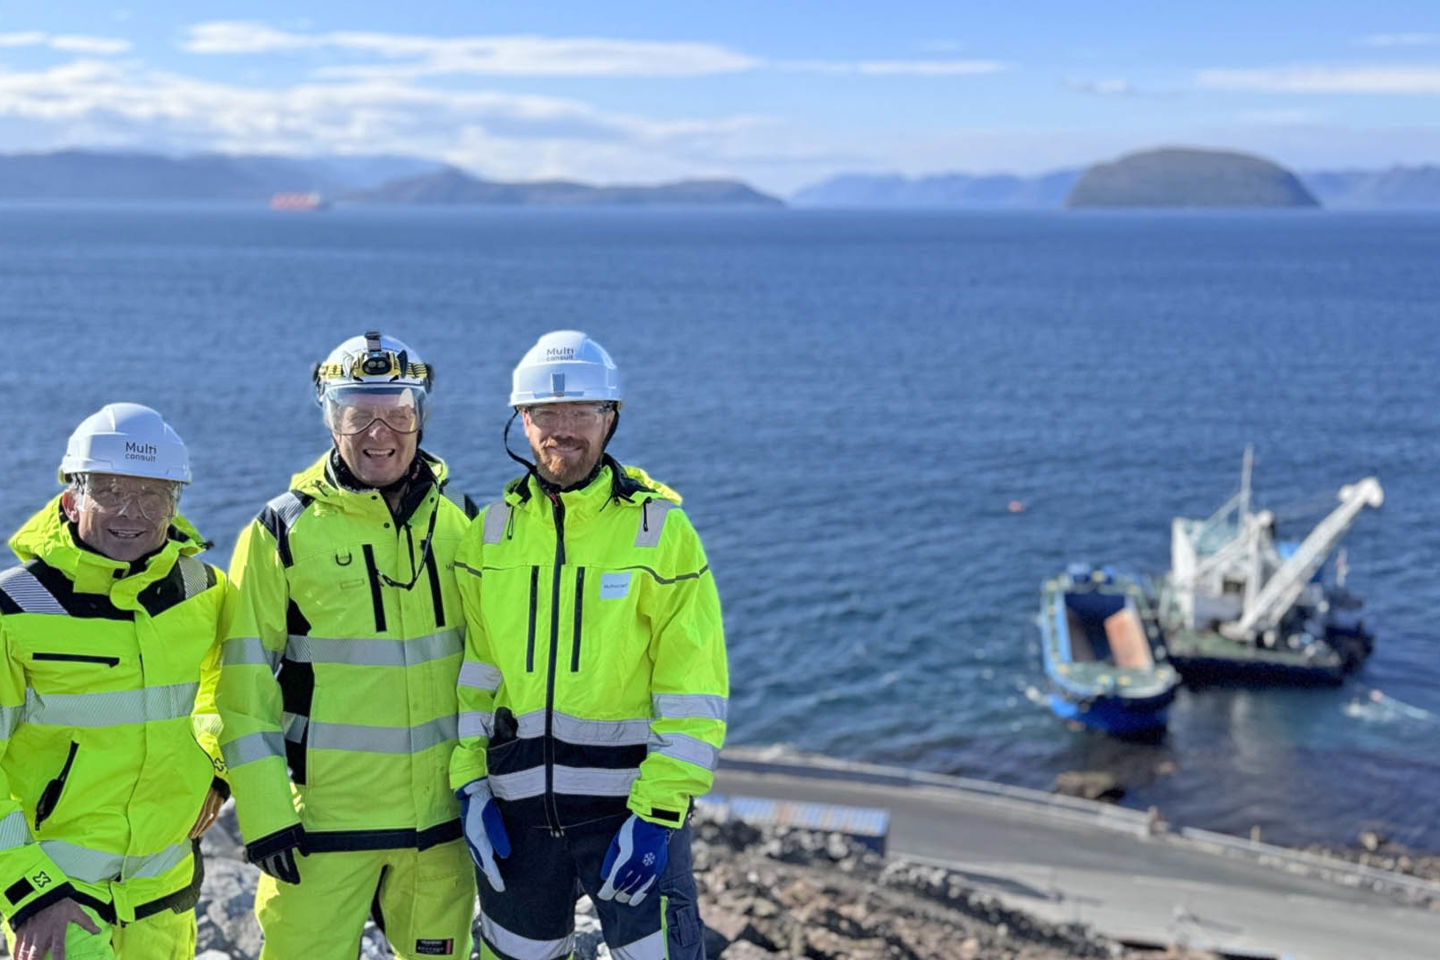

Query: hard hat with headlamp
left=314, top=331, right=434, bottom=435
left=510, top=330, right=621, bottom=409
left=58, top=402, right=191, bottom=485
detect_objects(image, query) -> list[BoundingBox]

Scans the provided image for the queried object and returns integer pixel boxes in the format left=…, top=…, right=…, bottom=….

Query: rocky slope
left=0, top=804, right=1224, bottom=959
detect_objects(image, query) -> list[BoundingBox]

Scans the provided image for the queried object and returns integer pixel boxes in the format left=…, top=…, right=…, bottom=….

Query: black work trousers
left=475, top=813, right=705, bottom=960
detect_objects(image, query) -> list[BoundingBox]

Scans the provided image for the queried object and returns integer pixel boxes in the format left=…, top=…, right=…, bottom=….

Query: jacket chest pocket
left=27, top=651, right=129, bottom=694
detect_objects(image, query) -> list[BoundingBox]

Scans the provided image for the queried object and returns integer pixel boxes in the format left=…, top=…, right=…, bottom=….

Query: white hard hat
left=58, top=403, right=191, bottom=484
left=314, top=331, right=432, bottom=401
left=510, top=330, right=621, bottom=407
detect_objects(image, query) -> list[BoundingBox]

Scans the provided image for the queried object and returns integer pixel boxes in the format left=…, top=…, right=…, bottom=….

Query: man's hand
left=244, top=824, right=306, bottom=885
left=13, top=897, right=100, bottom=960
left=597, top=814, right=671, bottom=906
left=459, top=778, right=511, bottom=891
left=188, top=786, right=225, bottom=839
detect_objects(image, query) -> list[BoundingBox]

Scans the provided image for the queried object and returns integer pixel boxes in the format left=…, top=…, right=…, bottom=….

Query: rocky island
left=1065, top=148, right=1319, bottom=208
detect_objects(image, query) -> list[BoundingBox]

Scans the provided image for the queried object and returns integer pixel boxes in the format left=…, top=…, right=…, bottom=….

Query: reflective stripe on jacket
left=449, top=459, right=728, bottom=829
left=0, top=497, right=225, bottom=928
left=219, top=451, right=469, bottom=852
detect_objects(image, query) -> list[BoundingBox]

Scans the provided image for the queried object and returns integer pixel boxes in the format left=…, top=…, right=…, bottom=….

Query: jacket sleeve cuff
left=627, top=795, right=687, bottom=827
left=244, top=823, right=306, bottom=863
left=210, top=776, right=232, bottom=801
left=5, top=880, right=79, bottom=931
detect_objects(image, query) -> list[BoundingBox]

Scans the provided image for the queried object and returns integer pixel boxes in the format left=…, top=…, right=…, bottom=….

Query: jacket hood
left=8, top=493, right=207, bottom=592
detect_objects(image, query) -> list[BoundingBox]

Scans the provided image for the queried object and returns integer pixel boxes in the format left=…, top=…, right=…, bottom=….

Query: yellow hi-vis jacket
left=0, top=497, right=226, bottom=929
left=219, top=451, right=469, bottom=853
left=449, top=458, right=728, bottom=830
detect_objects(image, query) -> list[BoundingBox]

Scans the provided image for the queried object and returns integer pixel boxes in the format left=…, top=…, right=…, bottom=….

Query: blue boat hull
left=1046, top=688, right=1176, bottom=736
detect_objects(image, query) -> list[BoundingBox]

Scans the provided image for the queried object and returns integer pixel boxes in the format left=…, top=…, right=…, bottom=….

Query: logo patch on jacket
left=600, top=572, right=631, bottom=600
left=415, top=939, right=453, bottom=955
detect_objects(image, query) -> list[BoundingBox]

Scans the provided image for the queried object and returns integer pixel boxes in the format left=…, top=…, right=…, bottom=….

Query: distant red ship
left=269, top=192, right=330, bottom=211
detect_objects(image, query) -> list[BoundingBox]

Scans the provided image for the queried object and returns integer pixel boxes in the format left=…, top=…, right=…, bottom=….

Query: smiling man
left=451, top=331, right=728, bottom=960
left=0, top=403, right=227, bottom=960
left=218, top=332, right=475, bottom=960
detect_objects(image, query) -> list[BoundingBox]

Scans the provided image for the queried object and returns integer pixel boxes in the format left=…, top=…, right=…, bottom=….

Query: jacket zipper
left=362, top=544, right=388, bottom=632
left=34, top=741, right=79, bottom=827
left=570, top=567, right=585, bottom=672
left=33, top=652, right=119, bottom=667
left=544, top=493, right=566, bottom=835
left=525, top=566, right=539, bottom=672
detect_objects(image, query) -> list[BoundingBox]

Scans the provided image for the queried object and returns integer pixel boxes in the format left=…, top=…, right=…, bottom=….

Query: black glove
left=245, top=824, right=306, bottom=885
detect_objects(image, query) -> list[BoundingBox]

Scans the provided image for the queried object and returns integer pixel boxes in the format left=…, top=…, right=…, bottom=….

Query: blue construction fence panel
left=699, top=794, right=890, bottom=856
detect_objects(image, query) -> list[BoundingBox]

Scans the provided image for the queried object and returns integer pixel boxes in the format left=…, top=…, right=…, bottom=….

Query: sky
left=3, top=2, right=1440, bottom=193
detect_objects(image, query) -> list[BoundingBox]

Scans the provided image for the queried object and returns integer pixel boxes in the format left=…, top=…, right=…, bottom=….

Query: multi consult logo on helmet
left=545, top=347, right=576, bottom=360
left=124, top=441, right=159, bottom=462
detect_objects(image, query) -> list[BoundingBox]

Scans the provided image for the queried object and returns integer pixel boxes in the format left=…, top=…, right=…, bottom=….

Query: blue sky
left=3, top=2, right=1440, bottom=193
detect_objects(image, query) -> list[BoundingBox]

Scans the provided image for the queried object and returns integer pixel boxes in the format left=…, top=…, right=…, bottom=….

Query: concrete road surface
left=713, top=762, right=1440, bottom=960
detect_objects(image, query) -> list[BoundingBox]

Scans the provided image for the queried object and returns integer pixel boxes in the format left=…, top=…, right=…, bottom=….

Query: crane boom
left=1228, top=477, right=1384, bottom=638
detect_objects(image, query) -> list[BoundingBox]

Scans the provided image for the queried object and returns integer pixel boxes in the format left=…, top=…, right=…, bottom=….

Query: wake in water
left=1343, top=687, right=1437, bottom=725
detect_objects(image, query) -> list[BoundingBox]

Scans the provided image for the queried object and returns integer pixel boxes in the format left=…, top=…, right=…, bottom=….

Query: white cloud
left=0, top=57, right=773, bottom=184
left=1357, top=33, right=1440, bottom=48
left=0, top=32, right=131, bottom=54
left=183, top=21, right=757, bottom=77
left=0, top=32, right=48, bottom=48
left=183, top=22, right=1006, bottom=81
left=181, top=21, right=313, bottom=54
left=779, top=59, right=1004, bottom=76
left=1198, top=64, right=1440, bottom=94
left=49, top=35, right=133, bottom=55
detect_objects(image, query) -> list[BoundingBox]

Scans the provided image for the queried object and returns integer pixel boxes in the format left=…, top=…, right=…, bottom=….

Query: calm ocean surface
left=3, top=204, right=1438, bottom=848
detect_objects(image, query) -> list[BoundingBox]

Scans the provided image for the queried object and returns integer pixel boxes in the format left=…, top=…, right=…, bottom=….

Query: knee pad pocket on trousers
left=666, top=901, right=703, bottom=958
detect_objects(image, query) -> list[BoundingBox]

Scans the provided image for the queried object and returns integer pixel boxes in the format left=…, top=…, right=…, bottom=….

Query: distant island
left=0, top=150, right=782, bottom=208
left=346, top=166, right=783, bottom=207
left=1065, top=147, right=1318, bottom=208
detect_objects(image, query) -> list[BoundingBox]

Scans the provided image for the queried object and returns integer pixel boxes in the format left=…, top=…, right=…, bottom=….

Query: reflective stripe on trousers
left=480, top=911, right=575, bottom=960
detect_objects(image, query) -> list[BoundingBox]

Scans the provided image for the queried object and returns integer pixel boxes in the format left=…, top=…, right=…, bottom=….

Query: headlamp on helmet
left=314, top=331, right=434, bottom=434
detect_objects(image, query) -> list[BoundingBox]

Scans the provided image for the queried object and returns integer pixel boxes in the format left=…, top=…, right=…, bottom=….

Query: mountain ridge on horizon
left=0, top=149, right=782, bottom=206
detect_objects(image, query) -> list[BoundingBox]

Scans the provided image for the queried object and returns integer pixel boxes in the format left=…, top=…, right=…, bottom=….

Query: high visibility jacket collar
left=8, top=495, right=207, bottom=597
left=507, top=457, right=680, bottom=522
left=289, top=449, right=450, bottom=521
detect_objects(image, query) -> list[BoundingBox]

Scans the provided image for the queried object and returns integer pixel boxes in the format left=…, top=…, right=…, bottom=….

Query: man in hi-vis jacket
left=452, top=331, right=728, bottom=960
left=0, top=403, right=227, bottom=960
left=219, top=332, right=475, bottom=960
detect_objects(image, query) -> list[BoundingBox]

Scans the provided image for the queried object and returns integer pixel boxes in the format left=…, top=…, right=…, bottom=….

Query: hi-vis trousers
left=476, top=814, right=704, bottom=960
left=255, top=838, right=475, bottom=960
left=3, top=903, right=195, bottom=960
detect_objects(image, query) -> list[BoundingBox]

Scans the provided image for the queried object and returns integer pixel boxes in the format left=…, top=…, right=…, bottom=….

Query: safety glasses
left=76, top=475, right=181, bottom=521
left=523, top=402, right=615, bottom=429
left=323, top=385, right=427, bottom=436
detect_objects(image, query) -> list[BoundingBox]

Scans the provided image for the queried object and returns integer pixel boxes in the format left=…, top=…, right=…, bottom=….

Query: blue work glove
left=459, top=778, right=511, bottom=891
left=597, top=813, right=671, bottom=906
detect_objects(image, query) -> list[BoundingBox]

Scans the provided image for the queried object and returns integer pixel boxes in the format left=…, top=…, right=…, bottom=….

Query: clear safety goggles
left=323, top=385, right=427, bottom=436
left=522, top=402, right=615, bottom=429
left=75, top=474, right=181, bottom=521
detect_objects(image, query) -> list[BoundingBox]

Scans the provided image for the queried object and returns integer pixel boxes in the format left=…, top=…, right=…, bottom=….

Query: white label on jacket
left=600, top=572, right=632, bottom=600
